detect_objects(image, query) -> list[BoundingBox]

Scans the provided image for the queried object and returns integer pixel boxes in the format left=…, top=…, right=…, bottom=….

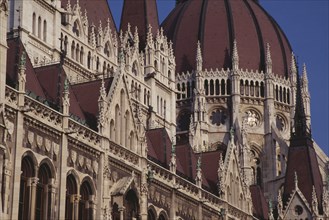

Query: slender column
left=72, top=194, right=80, bottom=220
left=3, top=159, right=11, bottom=215
left=49, top=181, right=57, bottom=220
left=28, top=177, right=39, bottom=220
left=119, top=206, right=125, bottom=220
left=90, top=195, right=96, bottom=220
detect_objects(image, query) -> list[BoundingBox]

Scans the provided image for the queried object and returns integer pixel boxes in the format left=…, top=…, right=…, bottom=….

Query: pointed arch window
left=43, top=20, right=47, bottom=42
left=65, top=174, right=77, bottom=220
left=124, top=190, right=139, bottom=219
left=72, top=20, right=80, bottom=37
left=36, top=163, right=53, bottom=220
left=18, top=156, right=36, bottom=220
left=104, top=42, right=110, bottom=57
left=38, top=16, right=42, bottom=38
left=32, top=13, right=36, bottom=35
left=79, top=181, right=94, bottom=220
left=87, top=51, right=91, bottom=69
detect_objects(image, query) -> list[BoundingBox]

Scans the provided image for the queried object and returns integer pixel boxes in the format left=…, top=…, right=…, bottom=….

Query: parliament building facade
left=0, top=0, right=328, bottom=219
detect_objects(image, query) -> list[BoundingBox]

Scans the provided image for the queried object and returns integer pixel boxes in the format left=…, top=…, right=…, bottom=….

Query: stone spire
left=232, top=39, right=239, bottom=71
left=120, top=0, right=159, bottom=50
left=89, top=23, right=96, bottom=48
left=98, top=77, right=107, bottom=130
left=265, top=43, right=272, bottom=74
left=196, top=41, right=203, bottom=71
left=169, top=137, right=176, bottom=173
left=290, top=52, right=297, bottom=84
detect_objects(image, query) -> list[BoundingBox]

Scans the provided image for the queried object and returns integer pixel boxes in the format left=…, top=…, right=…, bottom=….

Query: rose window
left=210, top=109, right=227, bottom=126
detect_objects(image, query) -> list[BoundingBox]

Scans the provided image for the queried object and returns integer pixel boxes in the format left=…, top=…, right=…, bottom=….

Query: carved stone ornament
left=275, top=114, right=287, bottom=132
left=243, top=110, right=261, bottom=128
left=53, top=143, right=59, bottom=156
left=27, top=130, right=34, bottom=145
left=85, top=158, right=91, bottom=171
left=92, top=160, right=98, bottom=174
left=78, top=155, right=84, bottom=167
left=36, top=135, right=43, bottom=149
left=44, top=138, right=52, bottom=152
left=70, top=150, right=77, bottom=164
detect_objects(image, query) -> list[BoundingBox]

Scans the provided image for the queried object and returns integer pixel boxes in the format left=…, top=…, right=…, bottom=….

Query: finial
left=302, top=63, right=308, bottom=82
left=232, top=39, right=239, bottom=70
left=266, top=43, right=272, bottom=73
left=290, top=52, right=297, bottom=76
left=99, top=76, right=106, bottom=99
left=66, top=0, right=72, bottom=12
left=196, top=40, right=203, bottom=71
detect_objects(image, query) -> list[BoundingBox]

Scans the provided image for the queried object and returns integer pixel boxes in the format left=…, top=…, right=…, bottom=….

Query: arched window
left=79, top=181, right=94, bottom=220
left=80, top=47, right=84, bottom=64
left=124, top=190, right=139, bottom=219
left=182, top=83, right=186, bottom=99
left=65, top=174, right=77, bottom=220
left=240, top=80, right=244, bottom=95
left=87, top=51, right=91, bottom=69
left=104, top=42, right=110, bottom=57
left=71, top=41, right=75, bottom=59
left=75, top=44, right=80, bottom=62
left=43, top=20, right=47, bottom=42
left=260, top=82, right=265, bottom=97
left=115, top=105, right=120, bottom=143
left=132, top=62, right=138, bottom=76
left=245, top=80, right=249, bottom=96
left=250, top=81, right=254, bottom=96
left=72, top=20, right=80, bottom=37
left=36, top=163, right=53, bottom=220
left=147, top=209, right=156, bottom=220
left=32, top=13, right=36, bottom=35
left=64, top=36, right=68, bottom=53
left=221, top=79, right=226, bottom=95
left=226, top=79, right=231, bottom=95
left=110, top=120, right=115, bottom=140
left=204, top=80, right=209, bottom=95
left=18, top=156, right=36, bottom=220
left=159, top=214, right=166, bottom=220
left=215, top=79, right=220, bottom=95
left=177, top=84, right=181, bottom=100
left=255, top=81, right=260, bottom=97
left=38, top=16, right=42, bottom=38
left=96, top=57, right=100, bottom=72
left=210, top=80, right=214, bottom=95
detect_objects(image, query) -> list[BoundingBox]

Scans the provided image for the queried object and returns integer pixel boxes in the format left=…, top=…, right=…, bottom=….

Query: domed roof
left=162, top=0, right=292, bottom=77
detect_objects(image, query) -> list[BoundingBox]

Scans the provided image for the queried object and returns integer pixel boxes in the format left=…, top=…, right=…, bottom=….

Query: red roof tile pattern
left=250, top=185, right=269, bottom=219
left=120, top=0, right=159, bottom=50
left=283, top=140, right=323, bottom=210
left=161, top=0, right=292, bottom=76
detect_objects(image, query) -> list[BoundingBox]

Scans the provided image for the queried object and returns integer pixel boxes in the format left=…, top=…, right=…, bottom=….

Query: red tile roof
left=162, top=0, right=292, bottom=76
left=250, top=185, right=269, bottom=219
left=6, top=38, right=47, bottom=100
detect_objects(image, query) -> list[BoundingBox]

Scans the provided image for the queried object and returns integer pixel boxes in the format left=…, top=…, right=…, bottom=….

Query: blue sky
left=108, top=0, right=329, bottom=155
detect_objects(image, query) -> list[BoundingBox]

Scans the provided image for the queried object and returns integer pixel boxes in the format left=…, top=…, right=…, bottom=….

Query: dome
left=162, top=0, right=292, bottom=76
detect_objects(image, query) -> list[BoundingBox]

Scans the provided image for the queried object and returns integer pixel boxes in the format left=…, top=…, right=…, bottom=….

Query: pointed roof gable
left=120, top=0, right=159, bottom=50
left=283, top=70, right=323, bottom=211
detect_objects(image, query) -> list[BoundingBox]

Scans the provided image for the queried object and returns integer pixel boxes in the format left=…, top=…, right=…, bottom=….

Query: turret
left=120, top=0, right=159, bottom=50
left=301, top=63, right=311, bottom=128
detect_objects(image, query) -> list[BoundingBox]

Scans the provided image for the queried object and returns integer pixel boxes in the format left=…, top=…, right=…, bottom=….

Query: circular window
left=294, top=205, right=303, bottom=216
left=209, top=108, right=227, bottom=126
left=276, top=114, right=287, bottom=132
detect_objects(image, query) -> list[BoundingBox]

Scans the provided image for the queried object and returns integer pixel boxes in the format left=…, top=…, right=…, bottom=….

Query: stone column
left=28, top=177, right=39, bottom=220
left=90, top=195, right=96, bottom=220
left=72, top=194, right=80, bottom=220
left=49, top=181, right=57, bottom=220
left=119, top=206, right=125, bottom=220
